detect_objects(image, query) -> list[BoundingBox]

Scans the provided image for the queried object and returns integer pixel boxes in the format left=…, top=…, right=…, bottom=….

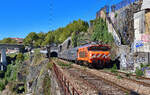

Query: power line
left=49, top=0, right=53, bottom=31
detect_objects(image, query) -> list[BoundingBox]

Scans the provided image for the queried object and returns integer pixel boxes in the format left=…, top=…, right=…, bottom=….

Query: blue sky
left=0, top=0, right=122, bottom=40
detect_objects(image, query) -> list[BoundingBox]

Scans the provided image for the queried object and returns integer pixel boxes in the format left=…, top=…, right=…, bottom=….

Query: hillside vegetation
left=0, top=38, right=17, bottom=44
left=1, top=17, right=114, bottom=47
left=23, top=19, right=89, bottom=47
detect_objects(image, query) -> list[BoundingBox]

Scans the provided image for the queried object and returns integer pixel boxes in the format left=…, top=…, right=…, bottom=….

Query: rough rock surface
left=26, top=58, right=49, bottom=95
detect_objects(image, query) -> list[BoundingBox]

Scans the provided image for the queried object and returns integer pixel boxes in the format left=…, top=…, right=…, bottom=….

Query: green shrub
left=16, top=53, right=24, bottom=62
left=24, top=53, right=30, bottom=61
left=0, top=80, right=5, bottom=91
left=111, top=64, right=117, bottom=73
left=0, top=71, right=5, bottom=78
left=135, top=68, right=144, bottom=77
left=125, top=73, right=131, bottom=78
left=115, top=13, right=118, bottom=18
left=47, top=63, right=53, bottom=70
left=4, top=78, right=8, bottom=85
left=91, top=18, right=114, bottom=44
left=117, top=75, right=123, bottom=79
left=57, top=62, right=72, bottom=69
left=17, top=85, right=25, bottom=93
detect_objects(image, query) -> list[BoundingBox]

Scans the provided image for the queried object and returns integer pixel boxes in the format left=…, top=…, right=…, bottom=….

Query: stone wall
left=111, top=1, right=142, bottom=45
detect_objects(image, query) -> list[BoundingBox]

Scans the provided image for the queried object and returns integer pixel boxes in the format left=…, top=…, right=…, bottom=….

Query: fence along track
left=52, top=60, right=81, bottom=95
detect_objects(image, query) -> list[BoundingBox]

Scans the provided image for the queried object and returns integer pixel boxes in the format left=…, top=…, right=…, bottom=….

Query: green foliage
left=57, top=62, right=72, bottom=68
left=24, top=53, right=30, bottom=61
left=135, top=68, right=144, bottom=77
left=71, top=32, right=78, bottom=47
left=43, top=19, right=89, bottom=45
left=32, top=49, right=45, bottom=65
left=115, top=13, right=118, bottom=18
left=0, top=38, right=17, bottom=44
left=23, top=32, right=39, bottom=46
left=0, top=53, right=27, bottom=92
left=0, top=71, right=5, bottom=78
left=42, top=31, right=55, bottom=45
left=5, top=64, right=17, bottom=81
left=91, top=18, right=114, bottom=44
left=140, top=63, right=149, bottom=68
left=111, top=64, right=117, bottom=73
left=0, top=80, right=5, bottom=91
left=125, top=73, right=131, bottom=78
left=23, top=19, right=88, bottom=46
left=16, top=53, right=24, bottom=62
left=47, top=63, right=53, bottom=70
left=17, top=85, right=25, bottom=93
left=117, top=75, right=123, bottom=79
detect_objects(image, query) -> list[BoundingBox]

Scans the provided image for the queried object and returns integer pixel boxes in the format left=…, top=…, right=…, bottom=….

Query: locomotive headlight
left=90, top=54, right=92, bottom=57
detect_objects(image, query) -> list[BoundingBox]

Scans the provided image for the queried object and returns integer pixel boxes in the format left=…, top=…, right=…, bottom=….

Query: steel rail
left=100, top=70, right=150, bottom=87
left=57, top=59, right=138, bottom=94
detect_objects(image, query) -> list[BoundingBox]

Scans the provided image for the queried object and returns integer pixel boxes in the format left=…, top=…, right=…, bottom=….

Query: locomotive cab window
left=88, top=46, right=110, bottom=51
left=79, top=51, right=86, bottom=58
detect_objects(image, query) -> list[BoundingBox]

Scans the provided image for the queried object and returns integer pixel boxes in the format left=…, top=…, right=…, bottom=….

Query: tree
left=71, top=32, right=77, bottom=47
left=91, top=18, right=114, bottom=44
left=42, top=31, right=55, bottom=45
left=35, top=32, right=46, bottom=47
left=41, top=19, right=89, bottom=46
left=23, top=32, right=39, bottom=46
left=16, top=53, right=24, bottom=62
left=23, top=19, right=89, bottom=46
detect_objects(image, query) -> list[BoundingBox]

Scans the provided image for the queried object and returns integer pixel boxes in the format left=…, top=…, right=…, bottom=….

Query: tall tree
left=23, top=32, right=39, bottom=46
left=91, top=18, right=114, bottom=44
left=42, top=31, right=55, bottom=45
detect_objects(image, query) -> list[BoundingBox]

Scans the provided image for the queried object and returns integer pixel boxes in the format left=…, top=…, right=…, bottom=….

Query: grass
left=43, top=74, right=51, bottom=95
left=57, top=62, right=72, bottom=69
left=111, top=64, right=118, bottom=74
left=47, top=63, right=53, bottom=70
left=39, top=66, right=45, bottom=77
left=24, top=53, right=30, bottom=61
left=125, top=72, right=132, bottom=78
left=32, top=52, right=45, bottom=65
left=135, top=68, right=144, bottom=77
left=0, top=80, right=5, bottom=91
left=117, top=75, right=123, bottom=79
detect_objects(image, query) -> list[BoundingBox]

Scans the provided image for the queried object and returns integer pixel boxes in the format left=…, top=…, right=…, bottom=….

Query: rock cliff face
left=0, top=51, right=64, bottom=95
left=25, top=57, right=50, bottom=95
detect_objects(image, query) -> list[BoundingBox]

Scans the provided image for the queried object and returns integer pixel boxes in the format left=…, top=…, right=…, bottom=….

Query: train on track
left=58, top=43, right=111, bottom=68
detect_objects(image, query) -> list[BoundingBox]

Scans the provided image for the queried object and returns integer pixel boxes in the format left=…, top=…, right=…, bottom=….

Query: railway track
left=65, top=67, right=130, bottom=95
left=100, top=70, right=150, bottom=87
left=54, top=59, right=139, bottom=95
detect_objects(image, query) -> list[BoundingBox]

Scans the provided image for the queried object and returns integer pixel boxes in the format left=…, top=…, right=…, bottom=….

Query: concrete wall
left=145, top=10, right=150, bottom=34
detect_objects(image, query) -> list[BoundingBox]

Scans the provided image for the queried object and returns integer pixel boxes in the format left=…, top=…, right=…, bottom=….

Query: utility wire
left=49, top=0, right=53, bottom=31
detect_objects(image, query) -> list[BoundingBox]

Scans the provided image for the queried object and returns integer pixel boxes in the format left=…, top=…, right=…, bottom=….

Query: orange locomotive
left=58, top=44, right=111, bottom=68
left=77, top=44, right=111, bottom=68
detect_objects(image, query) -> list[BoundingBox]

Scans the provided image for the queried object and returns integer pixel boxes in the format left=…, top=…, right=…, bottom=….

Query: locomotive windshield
left=88, top=46, right=110, bottom=51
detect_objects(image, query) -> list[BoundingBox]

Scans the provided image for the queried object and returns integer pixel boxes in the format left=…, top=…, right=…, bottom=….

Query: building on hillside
left=11, top=38, right=24, bottom=44
left=133, top=0, right=150, bottom=70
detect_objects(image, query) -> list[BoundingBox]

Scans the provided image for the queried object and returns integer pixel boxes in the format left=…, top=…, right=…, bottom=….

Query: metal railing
left=53, top=63, right=81, bottom=95
left=111, top=0, right=139, bottom=12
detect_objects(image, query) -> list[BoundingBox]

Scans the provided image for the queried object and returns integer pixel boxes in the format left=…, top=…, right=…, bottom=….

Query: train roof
left=76, top=43, right=110, bottom=49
